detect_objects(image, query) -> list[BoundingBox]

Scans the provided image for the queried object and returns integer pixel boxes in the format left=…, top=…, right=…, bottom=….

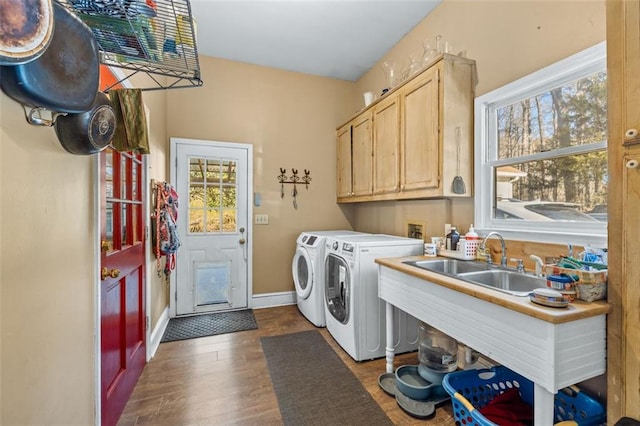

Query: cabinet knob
left=625, top=128, right=638, bottom=139
left=627, top=159, right=639, bottom=169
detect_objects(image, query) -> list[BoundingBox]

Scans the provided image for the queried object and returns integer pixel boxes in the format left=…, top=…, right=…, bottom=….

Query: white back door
left=172, top=138, right=252, bottom=316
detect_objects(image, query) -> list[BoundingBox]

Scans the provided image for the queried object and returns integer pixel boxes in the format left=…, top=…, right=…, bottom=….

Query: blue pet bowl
left=395, top=365, right=434, bottom=400
left=417, top=364, right=449, bottom=398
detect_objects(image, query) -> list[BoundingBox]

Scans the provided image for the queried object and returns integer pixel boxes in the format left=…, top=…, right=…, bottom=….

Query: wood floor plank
left=119, top=305, right=455, bottom=425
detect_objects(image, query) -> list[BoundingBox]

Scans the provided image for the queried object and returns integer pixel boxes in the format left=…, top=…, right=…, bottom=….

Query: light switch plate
left=255, top=214, right=269, bottom=225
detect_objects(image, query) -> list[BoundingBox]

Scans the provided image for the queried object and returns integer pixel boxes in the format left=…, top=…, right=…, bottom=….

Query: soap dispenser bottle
left=465, top=224, right=479, bottom=240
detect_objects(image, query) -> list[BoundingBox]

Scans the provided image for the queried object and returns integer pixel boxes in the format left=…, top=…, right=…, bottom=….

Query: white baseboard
left=147, top=306, right=170, bottom=360
left=252, top=291, right=296, bottom=309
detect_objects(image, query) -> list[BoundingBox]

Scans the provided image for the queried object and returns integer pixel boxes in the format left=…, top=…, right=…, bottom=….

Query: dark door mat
left=161, top=309, right=258, bottom=343
left=261, top=330, right=393, bottom=426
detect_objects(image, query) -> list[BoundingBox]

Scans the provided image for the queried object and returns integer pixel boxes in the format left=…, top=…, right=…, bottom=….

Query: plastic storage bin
left=442, top=366, right=606, bottom=426
left=437, top=240, right=479, bottom=260
left=544, top=264, right=607, bottom=302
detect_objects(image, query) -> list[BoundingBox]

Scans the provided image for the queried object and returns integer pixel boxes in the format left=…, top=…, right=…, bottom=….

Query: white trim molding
left=252, top=291, right=296, bottom=309
left=148, top=307, right=170, bottom=359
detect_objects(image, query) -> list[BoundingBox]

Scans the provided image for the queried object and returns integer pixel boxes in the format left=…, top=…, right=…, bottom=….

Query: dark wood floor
left=118, top=305, right=456, bottom=425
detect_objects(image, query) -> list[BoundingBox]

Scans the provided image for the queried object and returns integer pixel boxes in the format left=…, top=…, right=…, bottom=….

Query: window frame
left=474, top=42, right=607, bottom=247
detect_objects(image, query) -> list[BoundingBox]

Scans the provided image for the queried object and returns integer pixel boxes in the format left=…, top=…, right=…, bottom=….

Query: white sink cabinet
left=378, top=264, right=607, bottom=425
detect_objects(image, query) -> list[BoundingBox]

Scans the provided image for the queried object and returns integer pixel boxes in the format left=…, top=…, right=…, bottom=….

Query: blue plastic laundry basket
left=442, top=366, right=606, bottom=426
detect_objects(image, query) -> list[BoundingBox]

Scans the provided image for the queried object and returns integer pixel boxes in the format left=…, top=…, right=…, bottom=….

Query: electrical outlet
left=255, top=214, right=269, bottom=225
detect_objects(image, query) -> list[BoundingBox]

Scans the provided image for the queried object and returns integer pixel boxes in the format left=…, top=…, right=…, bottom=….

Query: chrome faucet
left=480, top=231, right=507, bottom=267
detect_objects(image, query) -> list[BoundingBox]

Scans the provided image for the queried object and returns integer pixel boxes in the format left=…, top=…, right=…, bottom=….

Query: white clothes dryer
left=292, top=230, right=366, bottom=327
left=324, top=234, right=423, bottom=361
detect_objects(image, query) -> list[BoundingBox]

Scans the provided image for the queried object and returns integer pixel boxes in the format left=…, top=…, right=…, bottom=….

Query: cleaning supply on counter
left=458, top=237, right=467, bottom=253
left=547, top=273, right=578, bottom=290
left=465, top=224, right=479, bottom=240
left=445, top=227, right=460, bottom=251
left=424, top=243, right=437, bottom=257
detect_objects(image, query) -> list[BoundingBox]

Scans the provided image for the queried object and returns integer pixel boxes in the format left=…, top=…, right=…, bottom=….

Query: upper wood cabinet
left=336, top=123, right=353, bottom=198
left=373, top=93, right=400, bottom=194
left=351, top=110, right=373, bottom=197
left=336, top=54, right=476, bottom=203
left=400, top=65, right=439, bottom=193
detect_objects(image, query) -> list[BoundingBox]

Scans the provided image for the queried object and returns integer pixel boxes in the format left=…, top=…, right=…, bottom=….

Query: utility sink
left=403, top=259, right=546, bottom=296
left=457, top=270, right=547, bottom=297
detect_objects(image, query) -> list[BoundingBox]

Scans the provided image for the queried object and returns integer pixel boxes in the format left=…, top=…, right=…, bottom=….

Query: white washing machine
left=324, top=234, right=423, bottom=361
left=292, top=230, right=367, bottom=327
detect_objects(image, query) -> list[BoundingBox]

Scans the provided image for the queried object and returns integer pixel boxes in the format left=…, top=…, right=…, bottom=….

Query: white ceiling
left=190, top=0, right=441, bottom=82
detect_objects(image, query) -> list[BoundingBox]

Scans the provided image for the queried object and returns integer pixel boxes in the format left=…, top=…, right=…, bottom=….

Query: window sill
left=473, top=227, right=607, bottom=249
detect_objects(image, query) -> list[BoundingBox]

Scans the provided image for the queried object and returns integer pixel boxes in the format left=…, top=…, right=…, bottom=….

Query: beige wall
left=350, top=0, right=606, bottom=240
left=356, top=0, right=606, bottom=99
left=166, top=57, right=356, bottom=294
left=143, top=88, right=171, bottom=329
left=0, top=1, right=607, bottom=423
left=0, top=94, right=96, bottom=422
left=0, top=78, right=168, bottom=422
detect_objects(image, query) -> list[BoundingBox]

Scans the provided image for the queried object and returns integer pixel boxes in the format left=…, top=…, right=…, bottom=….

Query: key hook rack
left=278, top=168, right=311, bottom=209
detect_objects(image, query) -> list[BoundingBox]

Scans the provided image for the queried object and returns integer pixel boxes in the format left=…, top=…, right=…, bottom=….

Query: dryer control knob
left=332, top=242, right=339, bottom=250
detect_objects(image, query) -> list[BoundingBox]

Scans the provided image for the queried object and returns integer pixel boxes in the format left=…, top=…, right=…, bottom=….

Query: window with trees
left=188, top=157, right=238, bottom=233
left=474, top=43, right=607, bottom=246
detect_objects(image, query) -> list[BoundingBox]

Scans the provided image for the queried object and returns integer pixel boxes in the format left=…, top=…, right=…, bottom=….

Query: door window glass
left=121, top=203, right=128, bottom=246
left=105, top=150, right=114, bottom=198
left=188, top=157, right=237, bottom=234
left=106, top=201, right=114, bottom=248
left=121, top=155, right=128, bottom=199
left=104, top=149, right=144, bottom=251
left=206, top=209, right=221, bottom=232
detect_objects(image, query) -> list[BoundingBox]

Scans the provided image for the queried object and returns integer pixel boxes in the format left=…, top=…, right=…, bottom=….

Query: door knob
left=101, top=240, right=112, bottom=251
left=101, top=267, right=121, bottom=280
left=239, top=238, right=246, bottom=245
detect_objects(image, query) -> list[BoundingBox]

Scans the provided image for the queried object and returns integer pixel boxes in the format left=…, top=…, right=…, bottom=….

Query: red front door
left=101, top=149, right=146, bottom=425
left=100, top=67, right=146, bottom=426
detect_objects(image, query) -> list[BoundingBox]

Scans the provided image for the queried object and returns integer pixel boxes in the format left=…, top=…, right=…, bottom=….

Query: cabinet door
left=372, top=94, right=400, bottom=194
left=351, top=111, right=373, bottom=197
left=401, top=66, right=440, bottom=191
left=617, top=0, right=640, bottom=145
left=623, top=150, right=640, bottom=414
left=624, top=1, right=640, bottom=145
left=336, top=124, right=353, bottom=199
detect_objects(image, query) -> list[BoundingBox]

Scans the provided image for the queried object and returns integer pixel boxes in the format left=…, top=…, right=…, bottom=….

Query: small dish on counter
left=529, top=288, right=569, bottom=308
